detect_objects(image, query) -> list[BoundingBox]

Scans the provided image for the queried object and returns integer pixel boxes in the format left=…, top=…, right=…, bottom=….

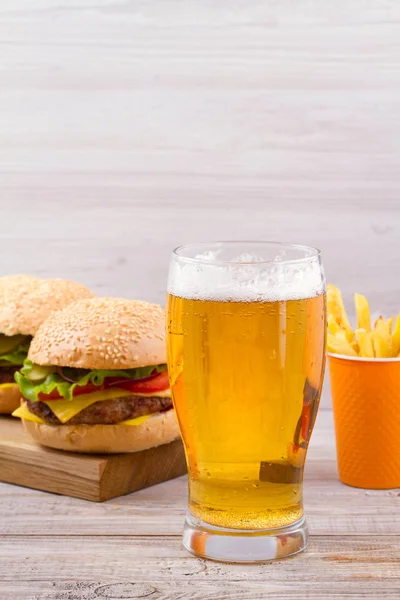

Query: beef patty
left=26, top=393, right=173, bottom=425
left=0, top=365, right=20, bottom=385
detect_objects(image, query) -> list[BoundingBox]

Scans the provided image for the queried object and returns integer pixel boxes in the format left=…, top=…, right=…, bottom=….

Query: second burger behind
left=14, top=297, right=179, bottom=453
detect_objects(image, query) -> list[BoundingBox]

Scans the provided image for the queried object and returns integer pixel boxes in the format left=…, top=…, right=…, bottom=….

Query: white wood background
left=1, top=0, right=400, bottom=410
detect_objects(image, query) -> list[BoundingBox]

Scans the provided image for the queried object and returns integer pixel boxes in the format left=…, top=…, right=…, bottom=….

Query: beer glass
left=167, top=242, right=326, bottom=562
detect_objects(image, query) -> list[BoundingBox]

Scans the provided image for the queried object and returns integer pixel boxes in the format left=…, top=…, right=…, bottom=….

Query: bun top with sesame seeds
left=0, top=275, right=95, bottom=336
left=28, top=297, right=167, bottom=369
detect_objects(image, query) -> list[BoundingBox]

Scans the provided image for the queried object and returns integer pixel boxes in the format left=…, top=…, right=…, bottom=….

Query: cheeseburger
left=14, top=297, right=179, bottom=453
left=0, top=275, right=93, bottom=413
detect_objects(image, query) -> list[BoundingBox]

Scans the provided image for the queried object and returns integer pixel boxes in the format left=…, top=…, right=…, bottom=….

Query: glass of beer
left=167, top=242, right=326, bottom=562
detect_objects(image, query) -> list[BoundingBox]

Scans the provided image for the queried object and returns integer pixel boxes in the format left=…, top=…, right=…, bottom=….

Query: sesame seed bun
left=28, top=297, right=166, bottom=370
left=0, top=275, right=94, bottom=336
left=22, top=409, right=180, bottom=454
left=0, top=384, right=22, bottom=414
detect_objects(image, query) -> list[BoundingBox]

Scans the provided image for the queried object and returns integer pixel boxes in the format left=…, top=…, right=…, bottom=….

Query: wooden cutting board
left=0, top=416, right=187, bottom=502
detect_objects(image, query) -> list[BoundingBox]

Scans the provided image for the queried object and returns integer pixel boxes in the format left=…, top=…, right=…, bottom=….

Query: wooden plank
left=0, top=417, right=186, bottom=502
left=0, top=536, right=399, bottom=599
left=1, top=474, right=398, bottom=538
left=0, top=413, right=398, bottom=537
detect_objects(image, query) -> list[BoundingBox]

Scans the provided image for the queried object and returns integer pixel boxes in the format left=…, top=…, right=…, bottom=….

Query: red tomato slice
left=38, top=382, right=104, bottom=401
left=116, top=371, right=170, bottom=394
left=37, top=371, right=170, bottom=401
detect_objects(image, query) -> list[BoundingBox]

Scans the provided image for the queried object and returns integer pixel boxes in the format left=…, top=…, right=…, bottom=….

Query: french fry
left=355, top=328, right=374, bottom=358
left=375, top=316, right=394, bottom=335
left=377, top=316, right=396, bottom=357
left=327, top=314, right=341, bottom=335
left=376, top=317, right=388, bottom=335
left=327, top=333, right=357, bottom=357
left=328, top=284, right=400, bottom=359
left=335, top=329, right=348, bottom=342
left=346, top=330, right=354, bottom=342
left=393, top=314, right=400, bottom=354
left=327, top=284, right=353, bottom=339
left=387, top=317, right=394, bottom=333
left=371, top=323, right=394, bottom=358
left=354, top=293, right=371, bottom=332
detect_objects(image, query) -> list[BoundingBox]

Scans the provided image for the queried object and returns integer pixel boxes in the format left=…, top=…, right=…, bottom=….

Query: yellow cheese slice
left=0, top=383, right=17, bottom=390
left=44, top=388, right=128, bottom=424
left=137, top=388, right=171, bottom=398
left=12, top=402, right=46, bottom=424
left=13, top=402, right=154, bottom=427
left=119, top=414, right=151, bottom=426
left=45, top=387, right=171, bottom=424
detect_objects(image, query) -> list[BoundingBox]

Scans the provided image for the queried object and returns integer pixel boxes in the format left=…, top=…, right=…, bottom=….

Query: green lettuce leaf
left=0, top=340, right=31, bottom=366
left=15, top=360, right=167, bottom=402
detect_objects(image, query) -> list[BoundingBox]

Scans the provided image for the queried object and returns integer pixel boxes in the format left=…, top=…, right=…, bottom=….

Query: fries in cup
left=327, top=285, right=400, bottom=358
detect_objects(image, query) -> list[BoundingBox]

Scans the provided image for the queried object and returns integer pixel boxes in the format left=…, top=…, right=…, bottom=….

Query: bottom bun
left=22, top=409, right=181, bottom=454
left=0, top=384, right=22, bottom=414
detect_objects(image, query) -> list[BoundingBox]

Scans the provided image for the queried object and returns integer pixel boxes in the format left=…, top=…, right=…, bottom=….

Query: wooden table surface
left=1, top=410, right=399, bottom=599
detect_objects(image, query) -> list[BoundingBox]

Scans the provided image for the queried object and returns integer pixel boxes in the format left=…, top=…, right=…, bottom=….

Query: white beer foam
left=168, top=255, right=325, bottom=302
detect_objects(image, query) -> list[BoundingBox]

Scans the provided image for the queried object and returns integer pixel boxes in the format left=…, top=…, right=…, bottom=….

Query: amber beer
left=167, top=293, right=326, bottom=530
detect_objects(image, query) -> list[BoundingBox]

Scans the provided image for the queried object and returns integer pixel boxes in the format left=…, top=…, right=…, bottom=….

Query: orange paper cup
left=328, top=353, right=400, bottom=489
